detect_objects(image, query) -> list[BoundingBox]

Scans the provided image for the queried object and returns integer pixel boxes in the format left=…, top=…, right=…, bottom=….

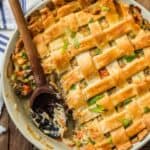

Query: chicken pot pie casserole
left=9, top=0, right=150, bottom=149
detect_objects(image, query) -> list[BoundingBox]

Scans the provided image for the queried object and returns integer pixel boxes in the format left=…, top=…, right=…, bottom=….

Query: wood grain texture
left=0, top=107, right=9, bottom=150
left=136, top=0, right=150, bottom=10
left=0, top=0, right=150, bottom=150
left=8, top=119, right=33, bottom=150
left=0, top=107, right=33, bottom=150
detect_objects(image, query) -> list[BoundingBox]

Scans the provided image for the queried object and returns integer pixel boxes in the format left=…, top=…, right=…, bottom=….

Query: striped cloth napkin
left=0, top=0, right=41, bottom=29
left=0, top=0, right=41, bottom=134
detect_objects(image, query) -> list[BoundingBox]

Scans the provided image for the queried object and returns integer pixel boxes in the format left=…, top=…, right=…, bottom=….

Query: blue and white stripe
left=0, top=0, right=26, bottom=29
left=0, top=33, right=9, bottom=53
left=0, top=0, right=27, bottom=29
left=0, top=0, right=40, bottom=30
left=0, top=0, right=41, bottom=50
left=0, top=1, right=7, bottom=29
left=22, top=0, right=27, bottom=13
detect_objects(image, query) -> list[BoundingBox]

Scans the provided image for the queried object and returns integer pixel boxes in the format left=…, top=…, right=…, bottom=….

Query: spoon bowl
left=30, top=85, right=58, bottom=109
left=30, top=86, right=67, bottom=139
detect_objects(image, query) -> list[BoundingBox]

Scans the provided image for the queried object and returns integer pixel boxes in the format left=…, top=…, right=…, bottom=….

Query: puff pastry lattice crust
left=12, top=0, right=150, bottom=149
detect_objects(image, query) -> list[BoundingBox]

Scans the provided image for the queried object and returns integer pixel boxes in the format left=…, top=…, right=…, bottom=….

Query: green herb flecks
left=124, top=52, right=137, bottom=62
left=93, top=48, right=102, bottom=55
left=75, top=141, right=83, bottom=147
left=101, top=6, right=110, bottom=12
left=89, top=18, right=94, bottom=24
left=22, top=64, right=30, bottom=70
left=73, top=37, right=80, bottom=48
left=61, top=39, right=69, bottom=53
left=88, top=137, right=95, bottom=145
left=117, top=98, right=132, bottom=109
left=66, top=28, right=80, bottom=48
left=70, top=84, right=76, bottom=90
left=108, top=136, right=113, bottom=144
left=121, top=118, right=133, bottom=128
left=30, top=82, right=36, bottom=90
left=90, top=105, right=105, bottom=113
left=70, top=31, right=76, bottom=38
left=128, top=31, right=136, bottom=39
left=144, top=107, right=150, bottom=113
left=123, top=98, right=132, bottom=105
left=88, top=94, right=104, bottom=106
left=61, top=48, right=66, bottom=54
left=21, top=52, right=28, bottom=59
left=22, top=78, right=29, bottom=83
left=66, top=28, right=76, bottom=38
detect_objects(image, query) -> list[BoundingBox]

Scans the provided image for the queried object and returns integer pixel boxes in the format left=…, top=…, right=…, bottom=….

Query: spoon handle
left=9, top=0, right=47, bottom=87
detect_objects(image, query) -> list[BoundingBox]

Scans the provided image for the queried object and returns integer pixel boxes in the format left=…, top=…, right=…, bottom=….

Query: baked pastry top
left=10, top=0, right=150, bottom=149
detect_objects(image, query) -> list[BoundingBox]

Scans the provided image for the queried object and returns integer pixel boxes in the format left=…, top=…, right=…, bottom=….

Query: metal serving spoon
left=9, top=0, right=67, bottom=138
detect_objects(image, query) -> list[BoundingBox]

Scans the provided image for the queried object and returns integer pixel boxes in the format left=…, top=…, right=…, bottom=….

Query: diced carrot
left=17, top=57, right=26, bottom=65
left=99, top=68, right=109, bottom=78
left=76, top=131, right=84, bottom=139
left=23, top=85, right=31, bottom=94
left=16, top=71, right=24, bottom=76
left=14, top=53, right=20, bottom=59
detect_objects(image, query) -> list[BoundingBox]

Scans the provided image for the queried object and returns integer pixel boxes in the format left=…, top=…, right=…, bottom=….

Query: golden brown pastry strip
left=84, top=56, right=149, bottom=99
left=126, top=119, right=146, bottom=138
left=111, top=127, right=131, bottom=150
left=76, top=78, right=150, bottom=124
left=61, top=67, right=83, bottom=91
left=57, top=1, right=81, bottom=18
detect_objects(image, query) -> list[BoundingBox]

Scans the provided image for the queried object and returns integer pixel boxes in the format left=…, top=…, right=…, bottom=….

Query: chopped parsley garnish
left=73, top=37, right=80, bottom=48
left=117, top=98, right=132, bottom=108
left=21, top=52, right=27, bottom=59
left=144, top=107, right=150, bottom=113
left=61, top=48, right=66, bottom=54
left=61, top=39, right=69, bottom=53
left=94, top=48, right=102, bottom=55
left=88, top=137, right=95, bottom=145
left=23, top=64, right=30, bottom=70
left=123, top=98, right=132, bottom=105
left=31, top=82, right=36, bottom=89
left=89, top=18, right=94, bottom=24
left=70, top=84, right=76, bottom=90
left=62, top=39, right=69, bottom=50
left=71, top=31, right=76, bottom=38
left=75, top=141, right=82, bottom=147
left=88, top=94, right=104, bottom=106
left=121, top=118, right=133, bottom=128
left=23, top=78, right=29, bottom=83
left=101, top=6, right=110, bottom=12
left=90, top=105, right=105, bottom=113
left=66, top=28, right=76, bottom=38
left=98, top=16, right=105, bottom=23
left=128, top=32, right=136, bottom=39
left=66, top=28, right=80, bottom=48
left=108, top=136, right=113, bottom=144
left=124, top=52, right=137, bottom=62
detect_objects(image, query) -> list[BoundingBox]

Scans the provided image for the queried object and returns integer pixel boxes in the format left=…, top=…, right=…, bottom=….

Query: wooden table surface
left=0, top=0, right=150, bottom=150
